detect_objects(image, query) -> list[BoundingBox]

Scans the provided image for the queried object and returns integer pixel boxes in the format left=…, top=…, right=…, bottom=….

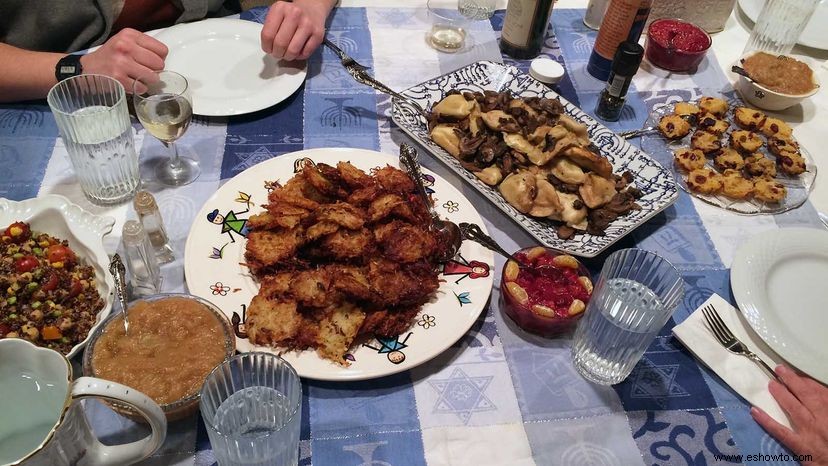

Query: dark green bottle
left=499, top=0, right=556, bottom=60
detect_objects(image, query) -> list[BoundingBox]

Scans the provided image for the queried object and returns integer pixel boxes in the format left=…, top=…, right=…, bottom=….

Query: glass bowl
left=645, top=18, right=712, bottom=72
left=82, top=293, right=236, bottom=422
left=500, top=247, right=593, bottom=337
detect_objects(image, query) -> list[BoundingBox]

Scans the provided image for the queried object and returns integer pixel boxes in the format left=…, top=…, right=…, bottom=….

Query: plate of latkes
left=642, top=96, right=816, bottom=215
left=391, top=60, right=678, bottom=258
left=184, top=148, right=494, bottom=381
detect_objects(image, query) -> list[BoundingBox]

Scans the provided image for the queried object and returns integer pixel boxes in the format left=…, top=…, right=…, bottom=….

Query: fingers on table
left=769, top=379, right=814, bottom=427
left=751, top=407, right=806, bottom=455
left=776, top=365, right=828, bottom=411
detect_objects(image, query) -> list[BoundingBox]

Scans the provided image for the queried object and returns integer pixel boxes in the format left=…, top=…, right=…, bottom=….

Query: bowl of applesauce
left=82, top=294, right=236, bottom=421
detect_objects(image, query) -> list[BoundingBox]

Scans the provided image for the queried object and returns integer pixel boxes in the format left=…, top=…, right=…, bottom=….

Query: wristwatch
left=55, top=54, right=83, bottom=81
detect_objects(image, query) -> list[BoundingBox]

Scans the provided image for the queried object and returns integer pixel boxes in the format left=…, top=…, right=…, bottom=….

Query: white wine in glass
left=134, top=71, right=199, bottom=186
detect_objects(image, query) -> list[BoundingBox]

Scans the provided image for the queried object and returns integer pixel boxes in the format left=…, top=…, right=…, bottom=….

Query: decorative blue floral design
left=454, top=291, right=471, bottom=306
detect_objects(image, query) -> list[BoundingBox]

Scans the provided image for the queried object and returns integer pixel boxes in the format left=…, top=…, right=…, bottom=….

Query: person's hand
left=80, top=28, right=167, bottom=93
left=260, top=0, right=330, bottom=61
left=751, top=365, right=828, bottom=466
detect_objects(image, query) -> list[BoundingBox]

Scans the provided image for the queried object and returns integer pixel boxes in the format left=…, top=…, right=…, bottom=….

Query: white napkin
left=672, top=293, right=791, bottom=428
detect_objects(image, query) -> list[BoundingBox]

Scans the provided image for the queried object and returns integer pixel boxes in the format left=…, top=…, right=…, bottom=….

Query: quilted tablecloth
left=1, top=6, right=823, bottom=466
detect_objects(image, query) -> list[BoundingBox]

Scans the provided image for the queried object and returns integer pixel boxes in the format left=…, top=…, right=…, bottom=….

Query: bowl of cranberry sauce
left=500, top=247, right=594, bottom=337
left=645, top=19, right=712, bottom=72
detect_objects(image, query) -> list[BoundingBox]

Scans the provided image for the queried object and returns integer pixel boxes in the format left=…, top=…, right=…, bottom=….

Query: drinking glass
left=47, top=74, right=139, bottom=205
left=571, top=249, right=684, bottom=385
left=427, top=0, right=470, bottom=53
left=459, top=0, right=496, bottom=19
left=133, top=71, right=198, bottom=186
left=743, top=0, right=821, bottom=55
left=200, top=353, right=302, bottom=466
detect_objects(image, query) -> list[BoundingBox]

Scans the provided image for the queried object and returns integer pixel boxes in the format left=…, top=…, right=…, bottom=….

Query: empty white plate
left=154, top=18, right=307, bottom=116
left=731, top=228, right=828, bottom=384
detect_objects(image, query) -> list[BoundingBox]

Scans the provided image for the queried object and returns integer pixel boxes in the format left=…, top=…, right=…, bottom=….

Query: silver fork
left=322, top=38, right=428, bottom=118
left=323, top=38, right=370, bottom=72
left=702, top=304, right=778, bottom=380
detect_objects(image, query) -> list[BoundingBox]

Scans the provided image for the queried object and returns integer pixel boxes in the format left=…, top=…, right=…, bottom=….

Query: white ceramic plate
left=0, top=195, right=115, bottom=359
left=184, top=148, right=495, bottom=381
left=731, top=228, right=828, bottom=384
left=643, top=100, right=816, bottom=215
left=154, top=18, right=307, bottom=116
left=392, top=61, right=678, bottom=258
left=739, top=0, right=828, bottom=51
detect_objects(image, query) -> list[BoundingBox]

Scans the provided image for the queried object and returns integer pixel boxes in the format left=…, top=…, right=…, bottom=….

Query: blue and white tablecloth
left=1, top=6, right=823, bottom=466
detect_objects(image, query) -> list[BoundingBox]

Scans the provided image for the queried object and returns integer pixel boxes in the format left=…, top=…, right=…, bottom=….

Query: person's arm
left=751, top=365, right=828, bottom=466
left=261, top=0, right=337, bottom=61
left=0, top=28, right=168, bottom=104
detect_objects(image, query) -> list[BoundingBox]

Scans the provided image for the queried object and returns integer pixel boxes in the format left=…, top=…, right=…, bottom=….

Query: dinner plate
left=739, top=0, right=828, bottom=51
left=731, top=228, right=828, bottom=384
left=0, top=195, right=115, bottom=359
left=154, top=18, right=307, bottom=116
left=392, top=60, right=678, bottom=258
left=184, top=148, right=495, bottom=381
left=642, top=99, right=816, bottom=215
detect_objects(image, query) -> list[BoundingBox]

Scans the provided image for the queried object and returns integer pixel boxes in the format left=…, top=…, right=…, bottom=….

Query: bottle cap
left=530, top=58, right=565, bottom=85
left=611, top=41, right=644, bottom=77
left=133, top=190, right=158, bottom=216
left=122, top=220, right=147, bottom=246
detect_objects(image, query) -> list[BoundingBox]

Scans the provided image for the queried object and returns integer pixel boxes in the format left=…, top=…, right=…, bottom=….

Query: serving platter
left=643, top=99, right=816, bottom=215
left=0, top=195, right=115, bottom=359
left=184, top=148, right=495, bottom=381
left=391, top=60, right=678, bottom=258
left=731, top=228, right=828, bottom=384
left=154, top=18, right=307, bottom=116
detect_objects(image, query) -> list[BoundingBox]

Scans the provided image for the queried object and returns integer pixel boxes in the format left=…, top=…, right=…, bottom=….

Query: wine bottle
left=500, top=0, right=556, bottom=59
left=586, top=0, right=652, bottom=81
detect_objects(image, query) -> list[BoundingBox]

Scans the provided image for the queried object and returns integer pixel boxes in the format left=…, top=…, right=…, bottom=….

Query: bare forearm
left=0, top=43, right=64, bottom=103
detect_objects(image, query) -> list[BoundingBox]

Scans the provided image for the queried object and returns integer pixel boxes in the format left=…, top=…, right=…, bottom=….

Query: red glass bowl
left=500, top=247, right=593, bottom=337
left=645, top=19, right=712, bottom=72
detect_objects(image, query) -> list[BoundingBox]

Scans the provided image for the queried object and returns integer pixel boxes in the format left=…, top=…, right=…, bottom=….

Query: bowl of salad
left=0, top=195, right=115, bottom=358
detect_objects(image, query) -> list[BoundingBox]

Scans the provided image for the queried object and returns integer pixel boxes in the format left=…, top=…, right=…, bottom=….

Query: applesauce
left=742, top=52, right=816, bottom=95
left=91, top=297, right=228, bottom=405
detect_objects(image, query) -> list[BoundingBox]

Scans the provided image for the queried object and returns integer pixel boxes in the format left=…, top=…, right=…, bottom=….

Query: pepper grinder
left=122, top=220, right=161, bottom=297
left=134, top=190, right=175, bottom=263
left=595, top=41, right=644, bottom=122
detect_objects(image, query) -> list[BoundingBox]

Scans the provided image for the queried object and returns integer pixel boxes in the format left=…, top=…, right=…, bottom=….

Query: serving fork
left=322, top=38, right=428, bottom=118
left=701, top=304, right=778, bottom=380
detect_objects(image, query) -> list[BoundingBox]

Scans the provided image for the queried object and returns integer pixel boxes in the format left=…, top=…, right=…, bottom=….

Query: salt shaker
left=134, top=190, right=174, bottom=263
left=122, top=220, right=161, bottom=297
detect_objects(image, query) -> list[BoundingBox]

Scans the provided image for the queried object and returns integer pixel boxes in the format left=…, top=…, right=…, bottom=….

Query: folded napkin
left=672, top=294, right=791, bottom=428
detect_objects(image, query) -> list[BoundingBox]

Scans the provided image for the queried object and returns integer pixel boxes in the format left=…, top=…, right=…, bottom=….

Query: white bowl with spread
left=735, top=52, right=820, bottom=111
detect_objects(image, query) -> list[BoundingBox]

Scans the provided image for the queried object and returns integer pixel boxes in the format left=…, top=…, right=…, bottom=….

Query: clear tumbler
left=743, top=0, right=820, bottom=55
left=47, top=74, right=139, bottom=205
left=571, top=249, right=684, bottom=385
left=200, top=353, right=302, bottom=466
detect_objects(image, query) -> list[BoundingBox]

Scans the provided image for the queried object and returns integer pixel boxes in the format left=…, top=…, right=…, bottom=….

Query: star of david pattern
left=429, top=368, right=496, bottom=424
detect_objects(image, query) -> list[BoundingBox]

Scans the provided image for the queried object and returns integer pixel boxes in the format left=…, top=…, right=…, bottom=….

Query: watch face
left=56, top=56, right=82, bottom=81
left=59, top=64, right=78, bottom=75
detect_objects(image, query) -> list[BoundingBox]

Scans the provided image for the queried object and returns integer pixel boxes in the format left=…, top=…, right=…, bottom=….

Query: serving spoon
left=398, top=143, right=462, bottom=262
left=108, top=254, right=129, bottom=335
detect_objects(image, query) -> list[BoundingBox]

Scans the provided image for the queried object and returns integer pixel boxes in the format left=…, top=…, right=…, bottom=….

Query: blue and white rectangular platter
left=391, top=60, right=678, bottom=258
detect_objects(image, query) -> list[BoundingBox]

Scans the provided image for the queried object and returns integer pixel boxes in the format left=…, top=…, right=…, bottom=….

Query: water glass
left=571, top=249, right=684, bottom=385
left=47, top=74, right=139, bottom=205
left=459, top=0, right=495, bottom=19
left=743, top=0, right=820, bottom=55
left=200, top=353, right=302, bottom=466
left=428, top=0, right=470, bottom=53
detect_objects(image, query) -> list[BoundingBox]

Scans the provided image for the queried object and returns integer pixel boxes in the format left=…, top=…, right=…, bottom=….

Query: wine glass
left=133, top=71, right=199, bottom=186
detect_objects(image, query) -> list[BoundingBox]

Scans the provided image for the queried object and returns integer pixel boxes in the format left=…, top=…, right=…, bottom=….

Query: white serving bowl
left=735, top=52, right=820, bottom=111
left=0, top=195, right=115, bottom=359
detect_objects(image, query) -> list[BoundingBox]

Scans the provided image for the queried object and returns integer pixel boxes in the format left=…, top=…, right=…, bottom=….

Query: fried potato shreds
left=244, top=162, right=444, bottom=364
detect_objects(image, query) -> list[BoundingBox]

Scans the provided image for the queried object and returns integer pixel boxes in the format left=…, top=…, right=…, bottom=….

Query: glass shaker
left=122, top=220, right=161, bottom=297
left=743, top=0, right=820, bottom=55
left=134, top=191, right=175, bottom=264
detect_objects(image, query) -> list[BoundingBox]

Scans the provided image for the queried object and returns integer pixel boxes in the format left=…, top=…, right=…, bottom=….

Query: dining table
left=1, top=1, right=826, bottom=465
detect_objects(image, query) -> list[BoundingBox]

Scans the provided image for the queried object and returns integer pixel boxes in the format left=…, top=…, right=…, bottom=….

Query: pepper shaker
left=122, top=220, right=161, bottom=297
left=595, top=41, right=644, bottom=122
left=134, top=190, right=174, bottom=263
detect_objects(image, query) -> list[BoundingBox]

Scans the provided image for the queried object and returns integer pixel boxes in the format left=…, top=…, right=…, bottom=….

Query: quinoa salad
left=0, top=221, right=103, bottom=354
